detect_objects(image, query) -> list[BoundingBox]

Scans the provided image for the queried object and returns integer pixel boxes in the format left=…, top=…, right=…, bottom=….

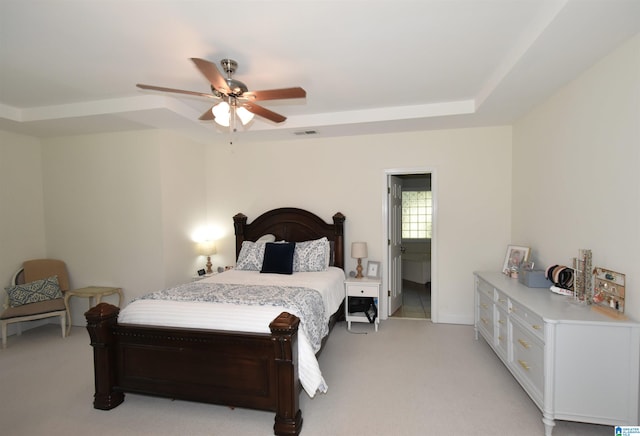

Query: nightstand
left=192, top=273, right=217, bottom=281
left=345, top=277, right=381, bottom=331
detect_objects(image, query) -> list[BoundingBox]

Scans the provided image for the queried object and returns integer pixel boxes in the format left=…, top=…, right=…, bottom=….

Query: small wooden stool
left=64, top=286, right=123, bottom=335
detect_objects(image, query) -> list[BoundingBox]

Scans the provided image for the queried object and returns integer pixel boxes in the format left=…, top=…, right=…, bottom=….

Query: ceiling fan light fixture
left=212, top=101, right=230, bottom=127
left=236, top=106, right=255, bottom=125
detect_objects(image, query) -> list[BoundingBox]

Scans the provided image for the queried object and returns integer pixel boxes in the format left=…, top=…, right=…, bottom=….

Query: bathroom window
left=402, top=190, right=432, bottom=239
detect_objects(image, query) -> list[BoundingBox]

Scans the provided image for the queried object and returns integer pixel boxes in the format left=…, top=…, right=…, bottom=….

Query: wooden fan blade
left=191, top=58, right=231, bottom=94
left=242, top=101, right=286, bottom=123
left=136, top=84, right=216, bottom=99
left=243, top=87, right=306, bottom=101
left=199, top=107, right=215, bottom=121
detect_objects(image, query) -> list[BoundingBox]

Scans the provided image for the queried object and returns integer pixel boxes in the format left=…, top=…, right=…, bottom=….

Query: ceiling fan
left=137, top=58, right=306, bottom=127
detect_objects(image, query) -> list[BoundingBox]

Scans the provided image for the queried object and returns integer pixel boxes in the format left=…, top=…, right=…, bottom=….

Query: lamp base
left=206, top=256, right=213, bottom=275
left=355, top=259, right=363, bottom=279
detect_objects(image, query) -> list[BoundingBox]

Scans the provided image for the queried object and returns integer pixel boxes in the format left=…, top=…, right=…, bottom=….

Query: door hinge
left=388, top=290, right=391, bottom=297
left=388, top=187, right=391, bottom=194
left=388, top=239, right=391, bottom=246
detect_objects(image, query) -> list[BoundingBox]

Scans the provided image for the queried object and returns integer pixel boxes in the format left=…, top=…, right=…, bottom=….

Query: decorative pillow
left=293, top=237, right=330, bottom=272
left=256, top=234, right=276, bottom=243
left=5, top=275, right=63, bottom=307
left=261, top=242, right=296, bottom=275
left=236, top=241, right=267, bottom=271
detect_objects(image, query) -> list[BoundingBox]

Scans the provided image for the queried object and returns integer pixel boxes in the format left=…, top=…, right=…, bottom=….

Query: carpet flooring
left=0, top=318, right=613, bottom=435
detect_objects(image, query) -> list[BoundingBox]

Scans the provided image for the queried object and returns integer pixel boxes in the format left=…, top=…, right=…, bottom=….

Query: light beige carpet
left=0, top=320, right=611, bottom=435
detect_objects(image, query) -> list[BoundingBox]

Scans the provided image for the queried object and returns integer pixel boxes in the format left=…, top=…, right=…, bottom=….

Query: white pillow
left=293, top=237, right=330, bottom=272
left=256, top=234, right=276, bottom=243
left=236, top=241, right=267, bottom=270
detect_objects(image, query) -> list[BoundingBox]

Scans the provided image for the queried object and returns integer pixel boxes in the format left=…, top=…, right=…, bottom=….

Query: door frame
left=381, top=167, right=438, bottom=322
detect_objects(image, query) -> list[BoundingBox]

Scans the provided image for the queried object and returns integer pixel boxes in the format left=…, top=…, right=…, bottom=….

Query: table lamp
left=198, top=240, right=216, bottom=274
left=351, top=242, right=368, bottom=279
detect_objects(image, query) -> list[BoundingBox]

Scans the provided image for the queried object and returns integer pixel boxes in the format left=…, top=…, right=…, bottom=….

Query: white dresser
left=474, top=271, right=640, bottom=435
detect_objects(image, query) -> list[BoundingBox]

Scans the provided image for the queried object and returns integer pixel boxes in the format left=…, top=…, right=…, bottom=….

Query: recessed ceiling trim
left=5, top=95, right=176, bottom=122
left=281, top=100, right=476, bottom=129
left=0, top=103, right=21, bottom=121
left=476, top=0, right=567, bottom=109
left=1, top=96, right=476, bottom=133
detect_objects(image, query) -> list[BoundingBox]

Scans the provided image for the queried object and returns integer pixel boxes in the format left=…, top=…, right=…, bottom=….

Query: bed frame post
left=85, top=303, right=124, bottom=410
left=270, top=312, right=303, bottom=436
left=233, top=213, right=248, bottom=260
left=332, top=212, right=346, bottom=269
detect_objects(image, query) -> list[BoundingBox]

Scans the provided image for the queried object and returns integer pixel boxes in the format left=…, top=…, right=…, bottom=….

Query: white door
left=388, top=175, right=403, bottom=316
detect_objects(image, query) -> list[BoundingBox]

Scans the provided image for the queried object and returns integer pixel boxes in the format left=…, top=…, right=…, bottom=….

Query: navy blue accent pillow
left=261, top=242, right=296, bottom=274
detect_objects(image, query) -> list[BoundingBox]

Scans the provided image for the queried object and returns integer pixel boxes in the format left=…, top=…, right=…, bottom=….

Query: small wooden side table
left=64, top=286, right=123, bottom=335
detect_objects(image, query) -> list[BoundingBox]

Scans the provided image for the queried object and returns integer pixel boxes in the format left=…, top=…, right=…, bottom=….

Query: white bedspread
left=118, top=267, right=345, bottom=398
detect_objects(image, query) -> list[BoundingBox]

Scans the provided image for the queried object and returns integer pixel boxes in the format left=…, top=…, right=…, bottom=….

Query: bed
left=85, top=208, right=346, bottom=436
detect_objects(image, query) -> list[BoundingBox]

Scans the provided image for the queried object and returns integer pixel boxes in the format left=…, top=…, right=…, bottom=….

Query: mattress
left=118, top=267, right=346, bottom=398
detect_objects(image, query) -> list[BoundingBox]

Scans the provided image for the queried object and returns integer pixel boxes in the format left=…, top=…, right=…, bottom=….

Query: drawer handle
left=480, top=303, right=489, bottom=309
left=518, top=338, right=530, bottom=349
left=498, top=319, right=505, bottom=325
left=480, top=317, right=489, bottom=325
left=532, top=324, right=542, bottom=330
left=518, top=359, right=530, bottom=371
left=498, top=298, right=506, bottom=303
left=498, top=335, right=504, bottom=341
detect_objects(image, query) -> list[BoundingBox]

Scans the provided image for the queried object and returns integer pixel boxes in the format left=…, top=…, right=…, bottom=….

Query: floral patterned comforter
left=138, top=282, right=328, bottom=352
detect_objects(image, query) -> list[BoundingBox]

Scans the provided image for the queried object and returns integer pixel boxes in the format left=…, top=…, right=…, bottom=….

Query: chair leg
left=64, top=295, right=72, bottom=336
left=1, top=321, right=7, bottom=349
left=60, top=313, right=66, bottom=338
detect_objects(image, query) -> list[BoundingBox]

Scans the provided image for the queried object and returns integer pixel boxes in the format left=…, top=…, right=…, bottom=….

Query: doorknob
left=400, top=246, right=406, bottom=253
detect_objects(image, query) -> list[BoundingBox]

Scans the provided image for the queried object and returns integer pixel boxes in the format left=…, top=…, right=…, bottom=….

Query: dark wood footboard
left=86, top=303, right=303, bottom=436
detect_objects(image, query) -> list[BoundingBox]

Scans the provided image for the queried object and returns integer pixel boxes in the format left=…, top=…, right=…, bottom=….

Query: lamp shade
left=351, top=242, right=368, bottom=259
left=212, top=101, right=230, bottom=127
left=198, top=240, right=216, bottom=256
left=236, top=106, right=255, bottom=125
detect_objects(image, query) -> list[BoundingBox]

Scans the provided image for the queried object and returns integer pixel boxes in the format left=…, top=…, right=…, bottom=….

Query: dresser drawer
left=511, top=319, right=544, bottom=401
left=495, top=290, right=508, bottom=311
left=495, top=306, right=509, bottom=359
left=476, top=278, right=495, bottom=300
left=477, top=292, right=494, bottom=339
left=510, top=299, right=544, bottom=339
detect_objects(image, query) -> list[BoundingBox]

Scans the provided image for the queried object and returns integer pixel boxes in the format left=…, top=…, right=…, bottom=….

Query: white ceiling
left=1, top=0, right=639, bottom=143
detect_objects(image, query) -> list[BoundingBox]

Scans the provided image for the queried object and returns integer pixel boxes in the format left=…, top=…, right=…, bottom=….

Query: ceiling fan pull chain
left=229, top=102, right=236, bottom=145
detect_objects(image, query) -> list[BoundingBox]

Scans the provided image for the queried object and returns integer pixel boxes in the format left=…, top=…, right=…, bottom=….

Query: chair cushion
left=0, top=298, right=66, bottom=320
left=5, top=276, right=63, bottom=307
left=23, top=259, right=70, bottom=292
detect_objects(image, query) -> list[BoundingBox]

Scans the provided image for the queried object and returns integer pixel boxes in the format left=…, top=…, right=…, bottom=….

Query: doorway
left=384, top=170, right=435, bottom=321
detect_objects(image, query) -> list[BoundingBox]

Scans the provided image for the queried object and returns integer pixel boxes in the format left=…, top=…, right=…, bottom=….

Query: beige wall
left=0, top=124, right=512, bottom=327
left=0, top=131, right=47, bottom=326
left=204, top=127, right=513, bottom=323
left=40, top=130, right=207, bottom=325
left=512, top=33, right=640, bottom=318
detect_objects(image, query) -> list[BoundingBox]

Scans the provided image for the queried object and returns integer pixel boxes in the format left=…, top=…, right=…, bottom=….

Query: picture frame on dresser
left=366, top=261, right=380, bottom=279
left=502, top=245, right=530, bottom=274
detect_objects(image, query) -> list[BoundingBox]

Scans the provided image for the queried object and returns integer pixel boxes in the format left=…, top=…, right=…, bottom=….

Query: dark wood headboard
left=233, top=208, right=346, bottom=269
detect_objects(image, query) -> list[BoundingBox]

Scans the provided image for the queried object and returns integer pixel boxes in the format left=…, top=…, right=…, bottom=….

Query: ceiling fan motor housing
left=219, top=59, right=248, bottom=95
